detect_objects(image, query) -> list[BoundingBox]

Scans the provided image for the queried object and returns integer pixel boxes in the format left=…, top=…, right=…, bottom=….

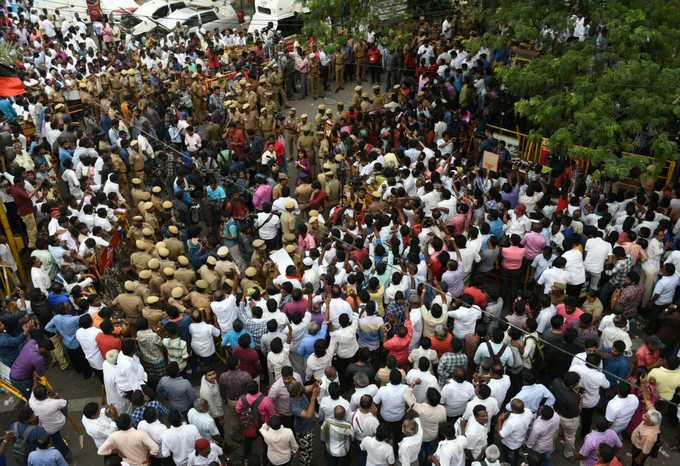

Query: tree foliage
left=482, top=0, right=680, bottom=174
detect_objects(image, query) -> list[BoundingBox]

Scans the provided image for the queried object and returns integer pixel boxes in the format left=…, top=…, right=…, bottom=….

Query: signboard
left=86, top=0, right=103, bottom=22
left=269, top=248, right=294, bottom=275
left=482, top=151, right=500, bottom=172
left=491, top=133, right=520, bottom=158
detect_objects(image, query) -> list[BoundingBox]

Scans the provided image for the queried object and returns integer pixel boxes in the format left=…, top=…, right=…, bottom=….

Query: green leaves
left=482, top=0, right=680, bottom=166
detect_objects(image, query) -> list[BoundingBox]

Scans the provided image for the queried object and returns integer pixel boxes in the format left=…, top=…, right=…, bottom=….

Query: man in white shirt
left=537, top=257, right=570, bottom=295
left=447, top=296, right=482, bottom=339
left=188, top=313, right=220, bottom=362
left=254, top=203, right=281, bottom=245
left=374, top=370, right=410, bottom=424
left=605, top=382, right=639, bottom=433
left=572, top=353, right=610, bottom=435
left=75, top=314, right=104, bottom=379
left=81, top=403, right=117, bottom=449
left=433, top=423, right=468, bottom=466
left=260, top=416, right=298, bottom=466
left=456, top=405, right=489, bottom=461
left=360, top=424, right=395, bottom=466
left=161, top=411, right=202, bottom=466
left=330, top=312, right=360, bottom=374
left=398, top=417, right=423, bottom=466
left=583, top=231, right=613, bottom=290
left=321, top=405, right=353, bottom=462
left=210, top=291, right=239, bottom=335
left=497, top=399, right=533, bottom=466
left=406, top=357, right=440, bottom=403
left=441, top=367, right=475, bottom=421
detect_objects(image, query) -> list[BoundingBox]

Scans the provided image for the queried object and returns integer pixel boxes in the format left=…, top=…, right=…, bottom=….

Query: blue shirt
left=603, top=354, right=630, bottom=386
left=0, top=99, right=16, bottom=121
left=298, top=323, right=328, bottom=360
left=489, top=219, right=505, bottom=240
left=161, top=315, right=192, bottom=342
left=45, top=314, right=83, bottom=350
left=27, top=447, right=68, bottom=466
left=0, top=332, right=26, bottom=366
left=290, top=395, right=316, bottom=433
left=505, top=383, right=556, bottom=413
left=207, top=185, right=226, bottom=201
left=46, top=292, right=70, bottom=311
left=221, top=329, right=255, bottom=349
left=57, top=147, right=73, bottom=171
left=222, top=219, right=240, bottom=247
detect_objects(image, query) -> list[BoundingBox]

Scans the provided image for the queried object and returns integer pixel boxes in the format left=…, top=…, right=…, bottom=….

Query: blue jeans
left=353, top=440, right=367, bottom=466
left=419, top=440, right=438, bottom=466
left=501, top=443, right=521, bottom=466
left=528, top=450, right=553, bottom=466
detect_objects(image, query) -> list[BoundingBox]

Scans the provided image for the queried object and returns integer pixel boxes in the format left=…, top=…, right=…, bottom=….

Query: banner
left=86, top=0, right=104, bottom=22
left=97, top=229, right=122, bottom=275
left=482, top=150, right=500, bottom=172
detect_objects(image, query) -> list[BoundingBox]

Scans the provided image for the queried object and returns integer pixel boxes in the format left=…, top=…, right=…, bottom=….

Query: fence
left=485, top=124, right=677, bottom=187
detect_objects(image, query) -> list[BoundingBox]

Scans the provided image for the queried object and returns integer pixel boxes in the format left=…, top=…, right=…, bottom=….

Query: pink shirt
left=556, top=304, right=584, bottom=331
left=298, top=234, right=316, bottom=251
left=501, top=246, right=526, bottom=270
left=253, top=184, right=272, bottom=211
left=521, top=232, right=546, bottom=260
left=235, top=392, right=276, bottom=425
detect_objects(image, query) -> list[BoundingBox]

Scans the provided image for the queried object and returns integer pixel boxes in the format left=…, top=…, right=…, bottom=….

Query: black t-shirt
left=550, top=379, right=580, bottom=418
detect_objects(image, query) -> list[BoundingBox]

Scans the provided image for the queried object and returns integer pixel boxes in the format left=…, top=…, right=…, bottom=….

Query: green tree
left=482, top=0, right=680, bottom=175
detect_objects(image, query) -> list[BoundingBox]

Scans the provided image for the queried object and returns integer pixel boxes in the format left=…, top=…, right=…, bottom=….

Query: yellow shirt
left=648, top=367, right=680, bottom=400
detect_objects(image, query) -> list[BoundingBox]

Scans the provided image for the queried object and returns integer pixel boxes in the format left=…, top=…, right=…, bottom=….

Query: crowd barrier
left=485, top=124, right=676, bottom=187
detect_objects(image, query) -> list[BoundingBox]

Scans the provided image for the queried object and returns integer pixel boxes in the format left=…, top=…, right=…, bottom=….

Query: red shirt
left=463, top=286, right=488, bottom=308
left=7, top=184, right=33, bottom=216
left=383, top=320, right=413, bottom=365
left=233, top=346, right=260, bottom=379
left=430, top=333, right=453, bottom=358
left=95, top=333, right=122, bottom=358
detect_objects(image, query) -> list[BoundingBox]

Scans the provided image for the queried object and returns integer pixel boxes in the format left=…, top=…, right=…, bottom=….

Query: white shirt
left=31, top=267, right=51, bottom=295
left=352, top=410, right=379, bottom=442
left=562, top=248, right=586, bottom=285
left=434, top=436, right=468, bottom=466
left=137, top=419, right=168, bottom=451
left=462, top=396, right=499, bottom=421
left=82, top=409, right=117, bottom=448
left=102, top=360, right=129, bottom=413
left=457, top=416, right=488, bottom=459
left=28, top=395, right=67, bottom=435
left=405, top=369, right=440, bottom=403
left=374, top=384, right=409, bottom=422
left=330, top=319, right=359, bottom=359
left=255, top=212, right=280, bottom=240
left=447, top=305, right=482, bottom=339
left=187, top=408, right=219, bottom=439
left=441, top=380, right=475, bottom=417
left=537, top=267, right=570, bottom=294
left=572, top=365, right=610, bottom=408
left=600, top=326, right=632, bottom=353
left=210, top=295, right=239, bottom=334
left=75, top=326, right=104, bottom=370
left=161, top=423, right=201, bottom=466
left=487, top=375, right=512, bottom=408
left=398, top=418, right=423, bottom=466
left=584, top=238, right=612, bottom=273
left=499, top=409, right=533, bottom=450
left=329, top=298, right=354, bottom=327
left=187, top=443, right=222, bottom=466
left=605, top=394, right=639, bottom=433
left=184, top=133, right=201, bottom=152
left=115, top=353, right=148, bottom=393
left=350, top=385, right=379, bottom=413
left=360, top=437, right=395, bottom=466
left=188, top=322, right=220, bottom=357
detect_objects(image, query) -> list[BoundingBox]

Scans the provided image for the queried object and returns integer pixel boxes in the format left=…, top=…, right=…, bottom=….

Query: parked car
left=32, top=0, right=140, bottom=22
left=124, top=0, right=238, bottom=35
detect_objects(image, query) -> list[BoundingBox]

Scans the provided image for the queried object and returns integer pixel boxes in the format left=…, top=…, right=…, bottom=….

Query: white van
left=32, top=0, right=141, bottom=21
left=247, top=0, right=309, bottom=36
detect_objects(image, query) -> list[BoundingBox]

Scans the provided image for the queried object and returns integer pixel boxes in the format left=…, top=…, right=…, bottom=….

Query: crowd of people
left=0, top=2, right=680, bottom=466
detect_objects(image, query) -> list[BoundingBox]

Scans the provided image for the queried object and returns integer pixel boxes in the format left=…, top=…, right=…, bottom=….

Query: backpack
left=525, top=335, right=545, bottom=371
left=10, top=422, right=39, bottom=466
left=479, top=340, right=508, bottom=374
left=238, top=394, right=265, bottom=438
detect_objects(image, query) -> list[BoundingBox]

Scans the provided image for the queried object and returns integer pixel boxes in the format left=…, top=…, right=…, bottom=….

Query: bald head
left=510, top=399, right=524, bottom=413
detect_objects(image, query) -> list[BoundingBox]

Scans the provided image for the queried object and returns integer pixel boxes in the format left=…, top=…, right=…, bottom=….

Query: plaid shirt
left=239, top=305, right=267, bottom=348
left=130, top=400, right=168, bottom=427
left=437, top=352, right=468, bottom=386
left=605, top=256, right=632, bottom=287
